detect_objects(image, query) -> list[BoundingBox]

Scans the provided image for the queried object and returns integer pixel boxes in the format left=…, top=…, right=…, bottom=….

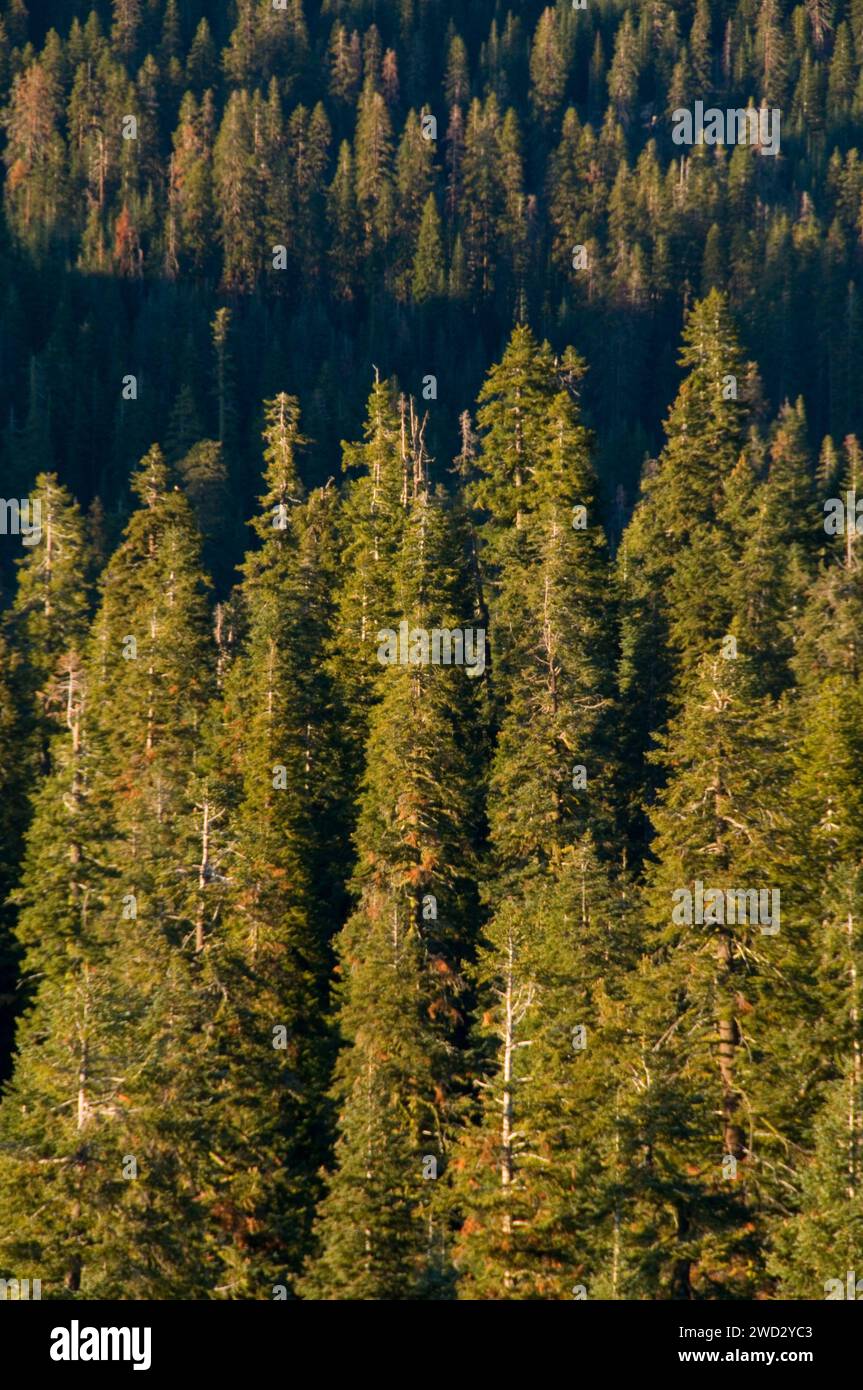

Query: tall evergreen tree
left=327, top=375, right=410, bottom=788
left=208, top=396, right=342, bottom=1297
left=302, top=431, right=481, bottom=1299
left=451, top=347, right=624, bottom=1298
left=616, top=291, right=752, bottom=856
left=0, top=446, right=220, bottom=1295
left=626, top=652, right=792, bottom=1298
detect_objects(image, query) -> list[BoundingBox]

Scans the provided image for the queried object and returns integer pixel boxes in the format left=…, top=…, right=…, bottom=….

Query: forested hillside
left=0, top=0, right=861, bottom=1300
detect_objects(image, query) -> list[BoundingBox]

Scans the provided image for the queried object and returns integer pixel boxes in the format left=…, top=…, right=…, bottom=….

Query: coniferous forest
left=0, top=0, right=862, bottom=1307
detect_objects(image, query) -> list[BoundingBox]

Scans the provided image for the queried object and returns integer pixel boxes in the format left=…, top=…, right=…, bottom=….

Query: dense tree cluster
left=0, top=0, right=861, bottom=1300
left=1, top=0, right=863, bottom=572
left=1, top=289, right=861, bottom=1298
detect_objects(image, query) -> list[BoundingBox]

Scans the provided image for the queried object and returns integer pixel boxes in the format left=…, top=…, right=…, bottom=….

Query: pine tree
left=794, top=436, right=863, bottom=685
left=450, top=351, right=623, bottom=1299
left=186, top=19, right=217, bottom=93
left=222, top=0, right=262, bottom=86
left=689, top=0, right=713, bottom=90
left=168, top=91, right=215, bottom=276
left=327, top=375, right=410, bottom=788
left=0, top=636, right=30, bottom=1080
left=460, top=96, right=505, bottom=298
left=0, top=447, right=220, bottom=1296
left=770, top=863, right=863, bottom=1296
left=444, top=34, right=469, bottom=110
left=82, top=447, right=217, bottom=1292
left=627, top=652, right=791, bottom=1297
left=607, top=12, right=640, bottom=128
left=724, top=400, right=817, bottom=698
left=827, top=21, right=854, bottom=123
left=205, top=395, right=341, bottom=1297
left=452, top=841, right=634, bottom=1299
left=616, top=292, right=752, bottom=854
left=0, top=475, right=91, bottom=1079
left=354, top=75, right=395, bottom=261
left=468, top=323, right=559, bottom=595
left=6, top=473, right=91, bottom=741
left=328, top=23, right=361, bottom=107
left=411, top=192, right=445, bottom=303
left=214, top=92, right=264, bottom=292
left=176, top=440, right=235, bottom=591
left=483, top=382, right=617, bottom=845
left=211, top=308, right=238, bottom=459
left=326, top=140, right=360, bottom=301
left=2, top=57, right=68, bottom=248
left=647, top=290, right=748, bottom=675
left=756, top=0, right=791, bottom=105
left=529, top=7, right=567, bottom=129
left=111, top=0, right=141, bottom=63
left=0, top=648, right=120, bottom=1295
left=165, top=384, right=204, bottom=464
left=393, top=109, right=434, bottom=300
left=302, top=446, right=481, bottom=1299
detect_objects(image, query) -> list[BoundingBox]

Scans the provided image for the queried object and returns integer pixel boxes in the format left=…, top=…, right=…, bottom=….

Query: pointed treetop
left=260, top=392, right=307, bottom=508
left=211, top=306, right=231, bottom=347
left=130, top=445, right=172, bottom=508
left=341, top=371, right=403, bottom=475
left=677, top=287, right=744, bottom=377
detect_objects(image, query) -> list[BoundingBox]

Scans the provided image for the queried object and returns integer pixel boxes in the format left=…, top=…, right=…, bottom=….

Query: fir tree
left=327, top=375, right=410, bottom=788
left=208, top=396, right=341, bottom=1297
left=411, top=193, right=445, bottom=304
left=302, top=436, right=481, bottom=1299
left=451, top=353, right=624, bottom=1298
left=770, top=859, right=863, bottom=1295
left=629, top=652, right=791, bottom=1298
left=54, top=445, right=216, bottom=1296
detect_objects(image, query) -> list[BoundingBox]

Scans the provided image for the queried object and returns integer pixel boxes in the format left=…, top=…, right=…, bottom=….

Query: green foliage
left=303, top=476, right=481, bottom=1299
left=0, top=0, right=861, bottom=1304
left=206, top=397, right=340, bottom=1296
left=450, top=333, right=625, bottom=1298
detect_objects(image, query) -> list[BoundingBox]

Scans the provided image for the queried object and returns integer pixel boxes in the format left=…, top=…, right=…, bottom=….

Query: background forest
left=0, top=0, right=861, bottom=1300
